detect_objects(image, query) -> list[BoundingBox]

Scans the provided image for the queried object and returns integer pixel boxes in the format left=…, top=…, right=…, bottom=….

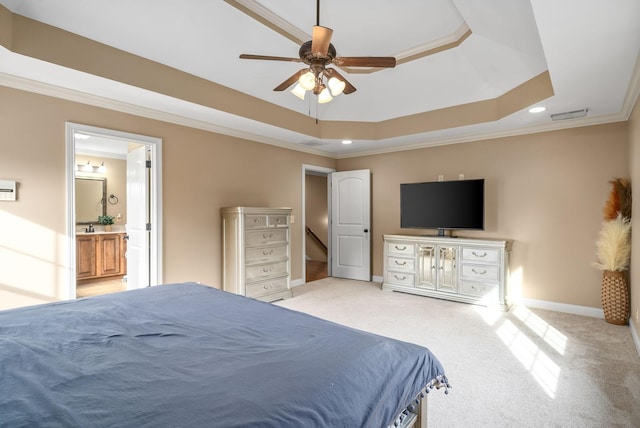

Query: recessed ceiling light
left=342, top=140, right=352, bottom=145
left=528, top=106, right=546, bottom=113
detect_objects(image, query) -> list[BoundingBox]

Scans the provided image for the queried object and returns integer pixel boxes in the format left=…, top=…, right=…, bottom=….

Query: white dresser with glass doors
left=382, top=235, right=511, bottom=310
left=221, top=207, right=292, bottom=302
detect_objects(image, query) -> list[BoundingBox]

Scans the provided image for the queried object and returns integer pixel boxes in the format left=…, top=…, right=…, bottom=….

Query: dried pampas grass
left=593, top=213, right=631, bottom=271
left=603, top=178, right=631, bottom=220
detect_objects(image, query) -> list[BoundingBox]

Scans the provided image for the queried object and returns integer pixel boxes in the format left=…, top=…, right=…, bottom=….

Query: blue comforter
left=0, top=282, right=446, bottom=427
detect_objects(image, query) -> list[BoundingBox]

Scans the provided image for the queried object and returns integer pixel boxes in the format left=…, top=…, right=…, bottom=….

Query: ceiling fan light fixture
left=328, top=77, right=345, bottom=96
left=299, top=71, right=315, bottom=91
left=291, top=83, right=306, bottom=100
left=318, top=87, right=333, bottom=104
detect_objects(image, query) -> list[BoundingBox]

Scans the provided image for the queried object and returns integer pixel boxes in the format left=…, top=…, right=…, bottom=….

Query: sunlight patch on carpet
left=496, top=319, right=560, bottom=398
left=512, top=306, right=567, bottom=355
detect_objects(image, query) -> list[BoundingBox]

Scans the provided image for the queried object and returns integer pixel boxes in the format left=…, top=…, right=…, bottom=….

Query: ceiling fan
left=239, top=0, right=396, bottom=103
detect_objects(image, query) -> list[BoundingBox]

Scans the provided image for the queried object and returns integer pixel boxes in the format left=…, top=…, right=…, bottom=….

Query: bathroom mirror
left=76, top=177, right=106, bottom=224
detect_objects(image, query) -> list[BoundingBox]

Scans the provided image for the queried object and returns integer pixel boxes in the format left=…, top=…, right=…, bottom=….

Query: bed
left=0, top=282, right=449, bottom=427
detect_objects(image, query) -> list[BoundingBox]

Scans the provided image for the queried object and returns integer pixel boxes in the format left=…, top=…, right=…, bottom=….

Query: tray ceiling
left=0, top=0, right=638, bottom=157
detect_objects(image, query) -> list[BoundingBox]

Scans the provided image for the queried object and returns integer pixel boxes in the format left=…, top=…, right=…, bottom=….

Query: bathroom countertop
left=76, top=230, right=126, bottom=235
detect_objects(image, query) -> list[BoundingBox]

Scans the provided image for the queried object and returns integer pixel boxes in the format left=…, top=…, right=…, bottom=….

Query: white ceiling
left=0, top=0, right=639, bottom=157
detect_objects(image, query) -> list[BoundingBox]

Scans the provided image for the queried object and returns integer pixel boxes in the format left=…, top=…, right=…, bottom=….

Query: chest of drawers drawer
left=386, top=241, right=416, bottom=257
left=268, top=215, right=288, bottom=227
left=245, top=215, right=268, bottom=228
left=459, top=281, right=498, bottom=299
left=460, top=264, right=500, bottom=282
left=386, top=256, right=415, bottom=271
left=384, top=271, right=415, bottom=286
left=461, top=247, right=500, bottom=264
left=246, top=277, right=289, bottom=298
left=245, top=260, right=288, bottom=281
left=245, top=229, right=287, bottom=246
left=245, top=245, right=287, bottom=263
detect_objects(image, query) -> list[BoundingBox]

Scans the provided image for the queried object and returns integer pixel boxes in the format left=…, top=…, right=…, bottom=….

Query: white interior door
left=331, top=169, right=371, bottom=281
left=126, top=146, right=149, bottom=289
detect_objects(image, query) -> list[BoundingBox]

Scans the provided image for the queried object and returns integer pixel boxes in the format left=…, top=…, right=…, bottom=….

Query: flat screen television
left=400, top=179, right=484, bottom=235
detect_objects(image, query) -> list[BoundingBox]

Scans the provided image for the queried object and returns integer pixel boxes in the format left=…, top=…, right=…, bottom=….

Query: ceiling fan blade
left=273, top=69, right=309, bottom=91
left=333, top=56, right=396, bottom=68
left=240, top=54, right=302, bottom=63
left=324, top=68, right=356, bottom=94
left=311, top=25, right=333, bottom=56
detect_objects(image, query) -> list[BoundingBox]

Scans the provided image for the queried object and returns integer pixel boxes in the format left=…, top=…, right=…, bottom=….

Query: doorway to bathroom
left=66, top=123, right=163, bottom=299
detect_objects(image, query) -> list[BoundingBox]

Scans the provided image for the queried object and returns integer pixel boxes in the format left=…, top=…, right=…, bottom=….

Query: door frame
left=65, top=122, right=163, bottom=299
left=301, top=164, right=335, bottom=285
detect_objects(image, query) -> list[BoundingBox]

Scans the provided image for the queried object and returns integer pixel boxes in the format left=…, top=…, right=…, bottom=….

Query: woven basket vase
left=601, top=270, right=630, bottom=325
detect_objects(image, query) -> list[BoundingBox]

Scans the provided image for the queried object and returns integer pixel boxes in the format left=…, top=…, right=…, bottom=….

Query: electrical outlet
left=438, top=175, right=444, bottom=182
left=459, top=173, right=465, bottom=180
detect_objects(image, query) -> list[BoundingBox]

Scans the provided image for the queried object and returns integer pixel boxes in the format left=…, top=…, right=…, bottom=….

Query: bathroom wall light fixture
left=76, top=161, right=107, bottom=173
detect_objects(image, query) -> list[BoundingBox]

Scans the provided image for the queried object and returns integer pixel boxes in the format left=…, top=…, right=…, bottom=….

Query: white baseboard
left=631, top=321, right=640, bottom=358
left=520, top=298, right=604, bottom=319
left=291, top=278, right=305, bottom=288
left=372, top=275, right=383, bottom=283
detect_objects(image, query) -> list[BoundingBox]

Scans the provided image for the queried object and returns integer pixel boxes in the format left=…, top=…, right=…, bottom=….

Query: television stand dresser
left=382, top=235, right=512, bottom=310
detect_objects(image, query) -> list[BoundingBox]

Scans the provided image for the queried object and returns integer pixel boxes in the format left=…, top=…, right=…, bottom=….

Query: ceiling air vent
left=300, top=140, right=326, bottom=147
left=550, top=108, right=588, bottom=121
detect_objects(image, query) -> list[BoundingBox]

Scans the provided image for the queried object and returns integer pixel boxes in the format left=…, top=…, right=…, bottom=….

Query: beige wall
left=305, top=174, right=328, bottom=262
left=0, top=86, right=336, bottom=310
left=338, top=123, right=629, bottom=308
left=629, top=95, right=640, bottom=332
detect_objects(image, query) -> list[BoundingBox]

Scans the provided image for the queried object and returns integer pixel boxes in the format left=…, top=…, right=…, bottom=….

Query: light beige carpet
left=276, top=278, right=640, bottom=427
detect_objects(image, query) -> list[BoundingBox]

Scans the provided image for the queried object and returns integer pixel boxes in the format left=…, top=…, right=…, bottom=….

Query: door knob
left=364, top=228, right=369, bottom=233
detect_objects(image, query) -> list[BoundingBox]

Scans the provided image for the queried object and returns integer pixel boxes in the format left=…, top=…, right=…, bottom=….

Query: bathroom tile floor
left=76, top=277, right=126, bottom=298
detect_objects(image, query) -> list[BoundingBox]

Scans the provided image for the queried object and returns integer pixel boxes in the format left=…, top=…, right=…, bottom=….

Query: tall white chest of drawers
left=221, top=207, right=292, bottom=302
left=382, top=235, right=512, bottom=310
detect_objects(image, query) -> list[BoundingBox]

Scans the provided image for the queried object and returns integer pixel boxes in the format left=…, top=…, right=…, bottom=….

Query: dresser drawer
left=245, top=229, right=287, bottom=246
left=386, top=241, right=415, bottom=256
left=460, top=281, right=498, bottom=299
left=384, top=271, right=415, bottom=287
left=268, top=214, right=288, bottom=227
left=245, top=215, right=267, bottom=229
left=461, top=247, right=500, bottom=264
left=245, top=260, right=288, bottom=281
left=246, top=277, right=288, bottom=298
left=386, top=256, right=415, bottom=271
left=245, top=245, right=287, bottom=263
left=460, top=264, right=499, bottom=282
